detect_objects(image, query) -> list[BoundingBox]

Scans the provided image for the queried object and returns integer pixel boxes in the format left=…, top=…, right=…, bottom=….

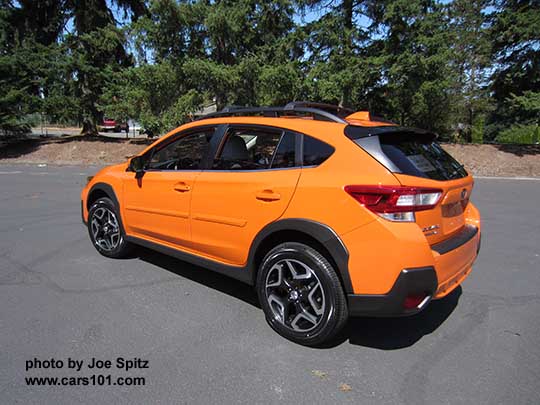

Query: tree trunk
left=343, top=0, right=353, bottom=30
left=466, top=106, right=473, bottom=143
left=81, top=119, right=99, bottom=136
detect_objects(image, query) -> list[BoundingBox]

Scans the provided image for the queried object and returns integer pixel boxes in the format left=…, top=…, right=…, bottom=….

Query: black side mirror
left=128, top=156, right=145, bottom=175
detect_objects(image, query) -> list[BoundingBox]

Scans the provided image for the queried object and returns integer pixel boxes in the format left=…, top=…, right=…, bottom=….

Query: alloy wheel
left=264, top=259, right=326, bottom=332
left=91, top=207, right=121, bottom=252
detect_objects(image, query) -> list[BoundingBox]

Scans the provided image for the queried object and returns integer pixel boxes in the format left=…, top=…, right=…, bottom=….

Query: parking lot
left=1, top=164, right=539, bottom=404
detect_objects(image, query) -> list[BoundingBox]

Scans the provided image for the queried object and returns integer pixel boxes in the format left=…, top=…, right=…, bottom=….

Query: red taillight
left=344, top=185, right=442, bottom=222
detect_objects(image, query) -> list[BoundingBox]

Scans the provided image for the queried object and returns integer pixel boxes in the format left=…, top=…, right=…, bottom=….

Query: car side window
left=303, top=135, right=335, bottom=166
left=213, top=128, right=285, bottom=170
left=146, top=128, right=215, bottom=171
left=271, top=132, right=296, bottom=169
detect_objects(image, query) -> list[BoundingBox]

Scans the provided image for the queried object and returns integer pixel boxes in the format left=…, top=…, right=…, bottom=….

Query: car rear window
left=356, top=132, right=468, bottom=181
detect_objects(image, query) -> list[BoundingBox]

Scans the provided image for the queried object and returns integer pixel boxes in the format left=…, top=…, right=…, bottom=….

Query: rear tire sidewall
left=257, top=242, right=347, bottom=346
left=87, top=197, right=131, bottom=258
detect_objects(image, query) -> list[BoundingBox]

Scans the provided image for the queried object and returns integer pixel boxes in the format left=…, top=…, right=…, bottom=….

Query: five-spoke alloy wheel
left=257, top=242, right=348, bottom=346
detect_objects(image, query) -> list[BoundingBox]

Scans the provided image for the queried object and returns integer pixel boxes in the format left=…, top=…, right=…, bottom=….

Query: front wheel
left=87, top=197, right=133, bottom=258
left=256, top=242, right=348, bottom=346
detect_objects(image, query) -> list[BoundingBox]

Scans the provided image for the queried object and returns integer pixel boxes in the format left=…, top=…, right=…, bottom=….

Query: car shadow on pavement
left=136, top=247, right=261, bottom=308
left=339, top=287, right=462, bottom=350
left=136, top=246, right=461, bottom=350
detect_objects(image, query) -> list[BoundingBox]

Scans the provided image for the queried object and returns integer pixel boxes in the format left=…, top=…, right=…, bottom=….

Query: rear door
left=189, top=125, right=301, bottom=265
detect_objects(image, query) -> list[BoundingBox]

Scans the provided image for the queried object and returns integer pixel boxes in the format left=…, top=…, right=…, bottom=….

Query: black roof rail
left=220, top=105, right=245, bottom=112
left=284, top=101, right=355, bottom=117
left=195, top=104, right=349, bottom=124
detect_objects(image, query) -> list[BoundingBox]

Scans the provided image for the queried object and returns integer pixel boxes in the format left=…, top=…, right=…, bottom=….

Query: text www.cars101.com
left=25, top=375, right=145, bottom=386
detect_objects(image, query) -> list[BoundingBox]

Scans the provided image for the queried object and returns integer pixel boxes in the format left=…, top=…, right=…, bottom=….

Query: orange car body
left=82, top=110, right=481, bottom=316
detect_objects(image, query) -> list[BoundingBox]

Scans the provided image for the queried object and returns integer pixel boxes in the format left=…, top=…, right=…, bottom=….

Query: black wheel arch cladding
left=248, top=219, right=353, bottom=294
left=87, top=183, right=126, bottom=235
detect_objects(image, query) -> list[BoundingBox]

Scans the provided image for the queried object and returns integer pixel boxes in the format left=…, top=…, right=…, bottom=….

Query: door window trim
left=139, top=123, right=335, bottom=173
left=207, top=124, right=301, bottom=172
left=143, top=125, right=220, bottom=172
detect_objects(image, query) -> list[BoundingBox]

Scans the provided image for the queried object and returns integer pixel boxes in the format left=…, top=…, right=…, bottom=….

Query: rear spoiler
left=344, top=125, right=438, bottom=141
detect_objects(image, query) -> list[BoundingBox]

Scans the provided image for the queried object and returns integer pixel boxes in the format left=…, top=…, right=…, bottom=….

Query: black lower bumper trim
left=432, top=225, right=478, bottom=255
left=347, top=266, right=438, bottom=317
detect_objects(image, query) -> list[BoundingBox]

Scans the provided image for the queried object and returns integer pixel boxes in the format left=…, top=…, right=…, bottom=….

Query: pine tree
left=487, top=0, right=540, bottom=141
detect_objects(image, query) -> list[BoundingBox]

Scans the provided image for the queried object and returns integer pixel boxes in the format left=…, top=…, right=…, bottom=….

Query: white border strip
left=475, top=176, right=540, bottom=181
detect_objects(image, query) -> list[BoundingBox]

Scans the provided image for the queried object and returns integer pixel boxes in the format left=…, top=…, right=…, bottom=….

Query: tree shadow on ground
left=135, top=246, right=461, bottom=350
left=0, top=138, right=42, bottom=159
left=53, top=134, right=153, bottom=145
left=494, top=143, right=540, bottom=156
left=0, top=134, right=153, bottom=160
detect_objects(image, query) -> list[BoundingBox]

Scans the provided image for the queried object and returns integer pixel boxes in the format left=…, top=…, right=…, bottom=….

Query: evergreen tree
left=65, top=0, right=146, bottom=135
left=0, top=0, right=537, bottom=141
left=487, top=0, right=540, bottom=141
left=448, top=0, right=492, bottom=142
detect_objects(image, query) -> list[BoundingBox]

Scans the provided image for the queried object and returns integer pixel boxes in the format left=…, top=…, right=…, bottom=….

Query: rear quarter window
left=303, top=136, right=334, bottom=166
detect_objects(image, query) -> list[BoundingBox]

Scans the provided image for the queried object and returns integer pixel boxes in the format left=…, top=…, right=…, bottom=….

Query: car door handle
left=256, top=190, right=281, bottom=201
left=173, top=182, right=191, bottom=192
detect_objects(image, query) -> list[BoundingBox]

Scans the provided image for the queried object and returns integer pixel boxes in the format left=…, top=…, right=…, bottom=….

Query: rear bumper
left=347, top=225, right=480, bottom=317
left=348, top=266, right=437, bottom=317
left=432, top=225, right=480, bottom=298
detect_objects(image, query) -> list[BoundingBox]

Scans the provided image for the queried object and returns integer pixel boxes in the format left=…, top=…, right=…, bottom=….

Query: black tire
left=256, top=242, right=348, bottom=346
left=87, top=197, right=133, bottom=259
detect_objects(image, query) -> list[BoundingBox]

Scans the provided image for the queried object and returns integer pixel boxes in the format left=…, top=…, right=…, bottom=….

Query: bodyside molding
left=124, top=218, right=352, bottom=293
left=125, top=235, right=252, bottom=284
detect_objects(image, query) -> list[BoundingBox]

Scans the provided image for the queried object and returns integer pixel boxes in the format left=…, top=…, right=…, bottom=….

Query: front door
left=190, top=125, right=301, bottom=265
left=123, top=127, right=216, bottom=249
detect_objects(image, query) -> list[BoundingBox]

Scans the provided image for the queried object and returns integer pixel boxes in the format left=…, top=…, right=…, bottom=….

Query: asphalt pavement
left=0, top=164, right=539, bottom=404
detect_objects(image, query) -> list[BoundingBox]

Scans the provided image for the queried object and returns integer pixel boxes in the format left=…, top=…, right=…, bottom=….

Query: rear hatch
left=351, top=128, right=473, bottom=245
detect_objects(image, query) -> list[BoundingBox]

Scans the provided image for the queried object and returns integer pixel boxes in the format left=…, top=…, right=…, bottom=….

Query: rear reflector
left=403, top=294, right=427, bottom=310
left=344, top=185, right=442, bottom=222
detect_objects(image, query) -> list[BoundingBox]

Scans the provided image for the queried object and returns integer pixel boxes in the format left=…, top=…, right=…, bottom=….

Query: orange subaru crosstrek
left=81, top=102, right=481, bottom=346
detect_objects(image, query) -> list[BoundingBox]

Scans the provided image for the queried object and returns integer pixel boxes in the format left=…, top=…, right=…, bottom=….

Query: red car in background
left=100, top=118, right=129, bottom=133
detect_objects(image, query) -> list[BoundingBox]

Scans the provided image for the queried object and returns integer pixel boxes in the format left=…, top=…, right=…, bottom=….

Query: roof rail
left=195, top=103, right=349, bottom=124
left=284, top=101, right=355, bottom=117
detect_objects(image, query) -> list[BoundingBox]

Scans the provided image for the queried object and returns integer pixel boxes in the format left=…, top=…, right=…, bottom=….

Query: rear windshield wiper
left=449, top=163, right=465, bottom=179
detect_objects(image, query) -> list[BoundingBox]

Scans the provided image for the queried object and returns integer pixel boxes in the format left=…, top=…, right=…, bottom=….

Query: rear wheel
left=87, top=197, right=133, bottom=258
left=257, top=242, right=348, bottom=346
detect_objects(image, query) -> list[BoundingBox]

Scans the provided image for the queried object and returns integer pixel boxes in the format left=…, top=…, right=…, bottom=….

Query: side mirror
left=128, top=156, right=145, bottom=174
